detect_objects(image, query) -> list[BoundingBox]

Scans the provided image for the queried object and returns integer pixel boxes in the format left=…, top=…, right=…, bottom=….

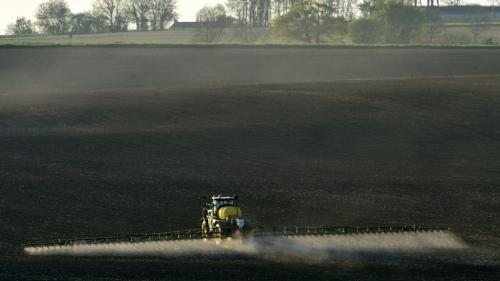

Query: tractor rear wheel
left=201, top=221, right=208, bottom=238
left=214, top=225, right=223, bottom=238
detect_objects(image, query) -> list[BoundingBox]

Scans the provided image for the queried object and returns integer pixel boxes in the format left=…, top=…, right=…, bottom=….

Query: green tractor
left=201, top=195, right=250, bottom=238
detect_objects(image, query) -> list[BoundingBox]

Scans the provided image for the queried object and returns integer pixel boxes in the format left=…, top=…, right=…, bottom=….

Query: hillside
left=1, top=76, right=500, bottom=258
left=1, top=45, right=500, bottom=280
left=0, top=28, right=271, bottom=45
left=2, top=24, right=500, bottom=45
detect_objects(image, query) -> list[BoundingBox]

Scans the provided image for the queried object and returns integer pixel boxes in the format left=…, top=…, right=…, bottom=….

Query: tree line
left=225, top=0, right=355, bottom=27
left=194, top=0, right=356, bottom=42
left=200, top=0, right=496, bottom=44
left=7, top=0, right=176, bottom=35
left=6, top=0, right=497, bottom=45
left=6, top=0, right=362, bottom=36
left=196, top=0, right=424, bottom=43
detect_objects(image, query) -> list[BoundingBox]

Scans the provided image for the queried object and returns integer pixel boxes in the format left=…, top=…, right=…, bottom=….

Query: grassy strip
left=440, top=22, right=500, bottom=27
left=1, top=42, right=500, bottom=49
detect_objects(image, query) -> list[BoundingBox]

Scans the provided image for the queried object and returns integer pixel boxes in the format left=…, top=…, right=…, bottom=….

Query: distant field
left=0, top=28, right=271, bottom=45
left=1, top=24, right=500, bottom=45
left=0, top=29, right=200, bottom=45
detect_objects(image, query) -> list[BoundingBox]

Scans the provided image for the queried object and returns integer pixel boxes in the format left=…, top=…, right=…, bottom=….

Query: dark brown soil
left=0, top=47, right=499, bottom=280
left=1, top=256, right=498, bottom=281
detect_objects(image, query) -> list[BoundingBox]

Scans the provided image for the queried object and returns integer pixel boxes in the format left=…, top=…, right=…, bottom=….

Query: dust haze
left=25, top=231, right=468, bottom=262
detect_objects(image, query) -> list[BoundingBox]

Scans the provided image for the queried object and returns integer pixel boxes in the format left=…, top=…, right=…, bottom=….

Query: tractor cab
left=206, top=195, right=241, bottom=220
left=210, top=195, right=237, bottom=212
left=201, top=195, right=248, bottom=238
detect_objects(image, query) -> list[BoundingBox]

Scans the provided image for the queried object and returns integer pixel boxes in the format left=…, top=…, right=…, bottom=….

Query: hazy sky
left=0, top=0, right=222, bottom=35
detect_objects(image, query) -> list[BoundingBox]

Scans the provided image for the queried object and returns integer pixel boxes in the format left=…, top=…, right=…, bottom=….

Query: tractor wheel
left=201, top=221, right=208, bottom=238
left=214, top=225, right=223, bottom=238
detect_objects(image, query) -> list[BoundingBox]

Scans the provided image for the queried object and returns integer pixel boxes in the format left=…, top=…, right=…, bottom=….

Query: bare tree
left=426, top=0, right=440, bottom=7
left=445, top=0, right=461, bottom=5
left=424, top=7, right=443, bottom=43
left=127, top=0, right=150, bottom=31
left=272, top=0, right=288, bottom=17
left=358, top=0, right=375, bottom=17
left=93, top=0, right=126, bottom=32
left=471, top=20, right=483, bottom=44
left=149, top=0, right=177, bottom=30
left=226, top=0, right=248, bottom=24
left=227, top=0, right=356, bottom=26
left=226, top=0, right=272, bottom=27
left=336, top=0, right=355, bottom=20
left=196, top=4, right=231, bottom=42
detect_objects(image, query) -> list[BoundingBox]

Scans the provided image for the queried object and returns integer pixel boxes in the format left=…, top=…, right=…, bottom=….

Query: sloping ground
left=2, top=24, right=500, bottom=45
left=0, top=76, right=499, bottom=259
left=0, top=28, right=271, bottom=45
left=0, top=29, right=202, bottom=45
left=2, top=47, right=500, bottom=93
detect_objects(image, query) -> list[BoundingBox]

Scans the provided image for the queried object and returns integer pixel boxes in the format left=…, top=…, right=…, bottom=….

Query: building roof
left=170, top=21, right=201, bottom=29
left=427, top=5, right=500, bottom=20
left=432, top=5, right=497, bottom=15
left=434, top=5, right=495, bottom=11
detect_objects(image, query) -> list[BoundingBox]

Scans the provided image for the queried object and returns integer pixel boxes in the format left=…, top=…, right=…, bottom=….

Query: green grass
left=1, top=27, right=500, bottom=48
left=441, top=20, right=500, bottom=26
left=2, top=42, right=500, bottom=48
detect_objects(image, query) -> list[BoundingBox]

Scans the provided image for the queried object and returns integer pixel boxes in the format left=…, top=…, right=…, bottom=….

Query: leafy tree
left=35, top=0, right=72, bottom=34
left=71, top=12, right=95, bottom=34
left=349, top=0, right=425, bottom=44
left=70, top=12, right=109, bottom=34
left=6, top=17, right=35, bottom=36
left=93, top=0, right=127, bottom=32
left=271, top=0, right=347, bottom=43
left=382, top=2, right=425, bottom=43
left=349, top=18, right=383, bottom=43
left=196, top=4, right=231, bottom=42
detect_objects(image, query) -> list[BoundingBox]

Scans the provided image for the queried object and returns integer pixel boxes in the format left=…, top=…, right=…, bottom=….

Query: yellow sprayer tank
left=217, top=206, right=242, bottom=220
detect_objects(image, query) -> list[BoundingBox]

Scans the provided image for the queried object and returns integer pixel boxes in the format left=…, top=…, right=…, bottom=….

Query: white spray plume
left=25, top=231, right=467, bottom=261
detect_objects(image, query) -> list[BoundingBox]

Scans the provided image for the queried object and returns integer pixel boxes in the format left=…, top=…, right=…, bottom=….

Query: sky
left=0, top=0, right=493, bottom=35
left=0, top=0, right=223, bottom=35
